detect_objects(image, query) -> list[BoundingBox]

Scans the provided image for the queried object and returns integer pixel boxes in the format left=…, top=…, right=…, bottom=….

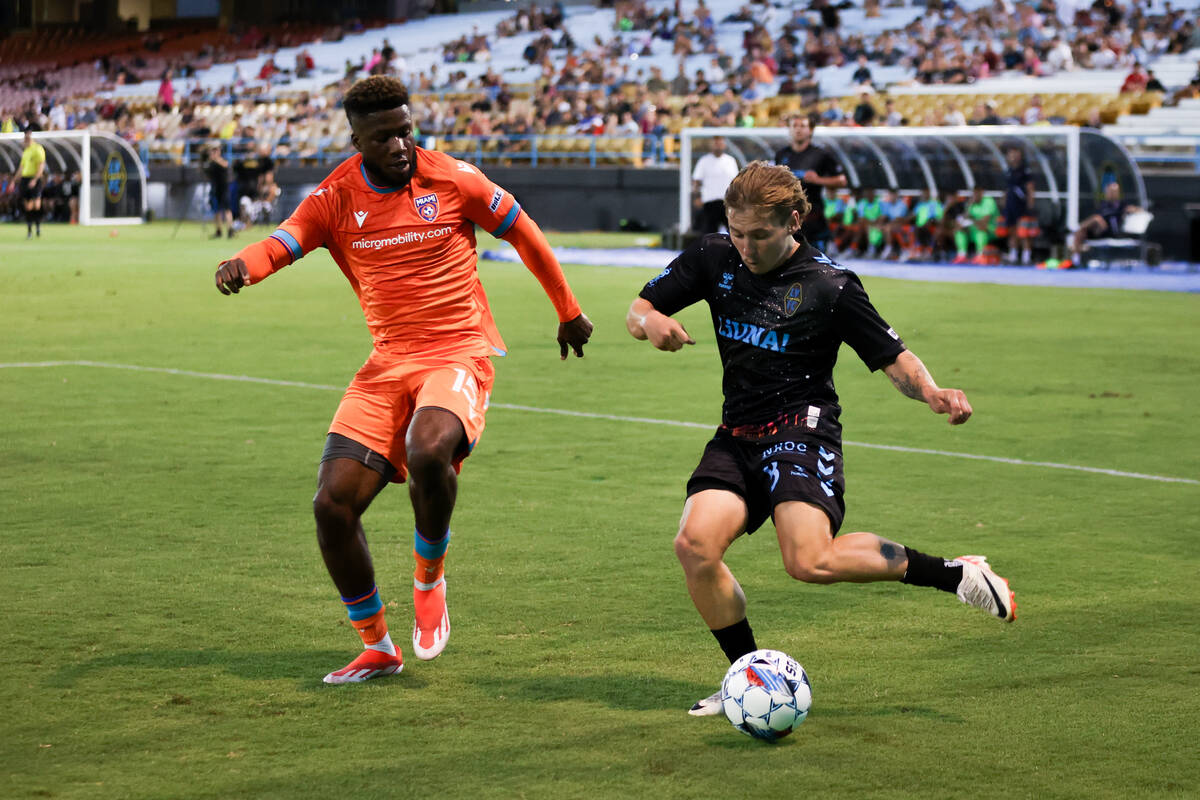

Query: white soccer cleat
left=412, top=578, right=450, bottom=661
left=955, top=555, right=1016, bottom=622
left=688, top=689, right=724, bottom=717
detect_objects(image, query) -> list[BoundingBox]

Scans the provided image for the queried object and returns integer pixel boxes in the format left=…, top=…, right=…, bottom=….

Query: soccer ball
left=721, top=649, right=811, bottom=741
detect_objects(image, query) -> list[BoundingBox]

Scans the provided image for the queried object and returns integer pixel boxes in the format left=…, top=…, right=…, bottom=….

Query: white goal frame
left=0, top=130, right=147, bottom=226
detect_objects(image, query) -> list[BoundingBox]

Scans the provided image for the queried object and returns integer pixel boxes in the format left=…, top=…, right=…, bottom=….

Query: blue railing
left=139, top=133, right=676, bottom=168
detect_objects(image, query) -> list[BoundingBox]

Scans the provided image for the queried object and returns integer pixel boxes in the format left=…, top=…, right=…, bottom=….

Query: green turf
left=1, top=222, right=1198, bottom=799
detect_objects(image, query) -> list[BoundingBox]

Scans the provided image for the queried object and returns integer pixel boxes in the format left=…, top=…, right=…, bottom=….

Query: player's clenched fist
left=215, top=258, right=251, bottom=295
left=645, top=315, right=695, bottom=352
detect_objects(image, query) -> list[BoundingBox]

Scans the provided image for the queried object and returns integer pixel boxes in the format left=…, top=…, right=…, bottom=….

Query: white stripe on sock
left=414, top=576, right=446, bottom=591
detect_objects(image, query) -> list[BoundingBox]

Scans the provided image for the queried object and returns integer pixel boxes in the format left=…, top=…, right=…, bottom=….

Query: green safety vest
left=858, top=199, right=882, bottom=222
left=915, top=200, right=943, bottom=227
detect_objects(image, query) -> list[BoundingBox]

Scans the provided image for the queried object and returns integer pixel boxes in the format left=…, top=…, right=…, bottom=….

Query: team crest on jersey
left=414, top=192, right=439, bottom=222
left=784, top=283, right=804, bottom=316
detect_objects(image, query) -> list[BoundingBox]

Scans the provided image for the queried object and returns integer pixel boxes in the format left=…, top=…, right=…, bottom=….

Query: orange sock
left=414, top=551, right=445, bottom=589
left=352, top=606, right=390, bottom=646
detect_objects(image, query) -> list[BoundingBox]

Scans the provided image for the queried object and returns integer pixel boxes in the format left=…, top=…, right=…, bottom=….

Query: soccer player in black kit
left=773, top=113, right=846, bottom=253
left=626, top=162, right=1016, bottom=717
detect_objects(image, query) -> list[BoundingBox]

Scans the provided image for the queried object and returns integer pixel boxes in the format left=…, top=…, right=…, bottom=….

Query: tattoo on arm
left=888, top=370, right=922, bottom=400
left=887, top=353, right=936, bottom=402
left=879, top=541, right=905, bottom=569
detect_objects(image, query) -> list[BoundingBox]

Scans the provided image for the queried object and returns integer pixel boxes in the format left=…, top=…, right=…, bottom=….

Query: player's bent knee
left=405, top=445, right=454, bottom=485
left=312, top=487, right=357, bottom=529
left=673, top=526, right=724, bottom=569
left=781, top=553, right=836, bottom=584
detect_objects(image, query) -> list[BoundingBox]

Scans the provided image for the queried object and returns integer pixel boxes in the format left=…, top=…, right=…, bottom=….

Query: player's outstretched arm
left=213, top=235, right=296, bottom=295
left=499, top=211, right=593, bottom=359
left=626, top=298, right=695, bottom=352
left=882, top=350, right=972, bottom=425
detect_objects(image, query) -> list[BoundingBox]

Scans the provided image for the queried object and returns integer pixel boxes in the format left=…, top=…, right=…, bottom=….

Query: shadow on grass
left=472, top=671, right=716, bottom=712
left=46, top=648, right=426, bottom=691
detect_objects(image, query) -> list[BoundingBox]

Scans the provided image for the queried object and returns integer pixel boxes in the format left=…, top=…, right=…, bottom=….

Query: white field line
left=4, top=359, right=1197, bottom=486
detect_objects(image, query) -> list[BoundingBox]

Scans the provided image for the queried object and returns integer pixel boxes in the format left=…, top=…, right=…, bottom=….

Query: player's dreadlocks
left=343, top=76, right=410, bottom=121
left=724, top=161, right=812, bottom=225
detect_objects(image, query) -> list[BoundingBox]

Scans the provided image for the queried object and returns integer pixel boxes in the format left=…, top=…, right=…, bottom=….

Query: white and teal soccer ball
left=721, top=649, right=811, bottom=741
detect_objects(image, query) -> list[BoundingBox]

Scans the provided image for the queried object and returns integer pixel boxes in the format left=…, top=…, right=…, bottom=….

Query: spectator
left=1144, top=69, right=1166, bottom=93
left=1045, top=35, right=1075, bottom=72
left=1022, top=95, right=1045, bottom=125
left=852, top=91, right=878, bottom=127
left=646, top=66, right=668, bottom=94
left=296, top=49, right=315, bottom=79
left=670, top=62, right=691, bottom=95
left=851, top=54, right=874, bottom=89
left=943, top=102, right=966, bottom=126
left=1120, top=62, right=1149, bottom=93
left=884, top=98, right=903, bottom=127
left=819, top=99, right=846, bottom=125
left=157, top=69, right=175, bottom=112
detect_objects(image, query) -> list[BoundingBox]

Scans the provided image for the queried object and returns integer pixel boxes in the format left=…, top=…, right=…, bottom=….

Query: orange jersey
left=243, top=147, right=580, bottom=357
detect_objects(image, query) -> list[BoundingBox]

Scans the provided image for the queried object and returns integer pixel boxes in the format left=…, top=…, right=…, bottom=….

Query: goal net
left=678, top=125, right=1147, bottom=243
left=0, top=130, right=147, bottom=225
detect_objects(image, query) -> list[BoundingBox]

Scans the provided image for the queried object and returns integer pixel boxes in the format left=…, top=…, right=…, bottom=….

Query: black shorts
left=210, top=183, right=231, bottom=212
left=1003, top=197, right=1025, bottom=228
left=20, top=177, right=43, bottom=201
left=686, top=427, right=846, bottom=535
left=320, top=432, right=398, bottom=482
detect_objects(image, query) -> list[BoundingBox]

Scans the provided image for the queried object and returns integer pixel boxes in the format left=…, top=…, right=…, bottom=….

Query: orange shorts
left=328, top=350, right=495, bottom=483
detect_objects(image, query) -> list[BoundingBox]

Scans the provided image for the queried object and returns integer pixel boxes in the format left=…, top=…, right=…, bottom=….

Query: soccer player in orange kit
left=214, top=77, right=593, bottom=684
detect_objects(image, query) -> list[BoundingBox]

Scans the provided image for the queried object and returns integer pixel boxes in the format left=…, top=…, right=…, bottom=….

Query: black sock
left=25, top=210, right=32, bottom=232
left=900, top=547, right=963, bottom=593
left=711, top=618, right=757, bottom=664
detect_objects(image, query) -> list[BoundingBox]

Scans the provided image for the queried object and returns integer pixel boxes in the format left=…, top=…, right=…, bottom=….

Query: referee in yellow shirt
left=17, top=130, right=46, bottom=238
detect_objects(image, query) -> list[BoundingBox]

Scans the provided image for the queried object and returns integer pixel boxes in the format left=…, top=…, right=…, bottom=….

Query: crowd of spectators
left=3, top=0, right=1200, bottom=164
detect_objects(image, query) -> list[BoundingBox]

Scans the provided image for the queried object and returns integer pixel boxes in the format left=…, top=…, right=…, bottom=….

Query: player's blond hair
left=724, top=161, right=811, bottom=225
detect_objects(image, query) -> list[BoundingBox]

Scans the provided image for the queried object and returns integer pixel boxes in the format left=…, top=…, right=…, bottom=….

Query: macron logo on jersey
left=353, top=210, right=368, bottom=228
left=717, top=316, right=791, bottom=352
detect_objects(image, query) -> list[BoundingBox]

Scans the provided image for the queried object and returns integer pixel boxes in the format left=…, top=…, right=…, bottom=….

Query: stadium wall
left=149, top=164, right=681, bottom=233
left=147, top=165, right=1200, bottom=261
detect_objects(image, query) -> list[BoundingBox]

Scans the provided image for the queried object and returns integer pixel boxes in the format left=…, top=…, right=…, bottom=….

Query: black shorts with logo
left=686, top=426, right=846, bottom=534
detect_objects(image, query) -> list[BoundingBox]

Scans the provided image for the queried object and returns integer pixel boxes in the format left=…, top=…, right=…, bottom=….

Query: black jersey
left=640, top=235, right=906, bottom=438
left=1005, top=162, right=1032, bottom=205
left=773, top=143, right=844, bottom=239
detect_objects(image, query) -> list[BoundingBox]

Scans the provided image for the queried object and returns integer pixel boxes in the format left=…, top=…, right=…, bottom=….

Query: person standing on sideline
left=204, top=143, right=233, bottom=239
left=16, top=130, right=46, bottom=238
left=692, top=135, right=739, bottom=234
left=1003, top=146, right=1037, bottom=264
left=214, top=76, right=593, bottom=684
left=773, top=113, right=847, bottom=252
left=625, top=161, right=1015, bottom=717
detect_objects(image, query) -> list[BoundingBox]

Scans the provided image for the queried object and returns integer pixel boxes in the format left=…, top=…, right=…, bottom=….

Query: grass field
left=2, top=222, right=1198, bottom=799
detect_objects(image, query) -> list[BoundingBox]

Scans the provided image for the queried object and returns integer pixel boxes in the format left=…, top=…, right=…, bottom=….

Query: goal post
left=0, top=130, right=147, bottom=225
left=679, top=125, right=1147, bottom=242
